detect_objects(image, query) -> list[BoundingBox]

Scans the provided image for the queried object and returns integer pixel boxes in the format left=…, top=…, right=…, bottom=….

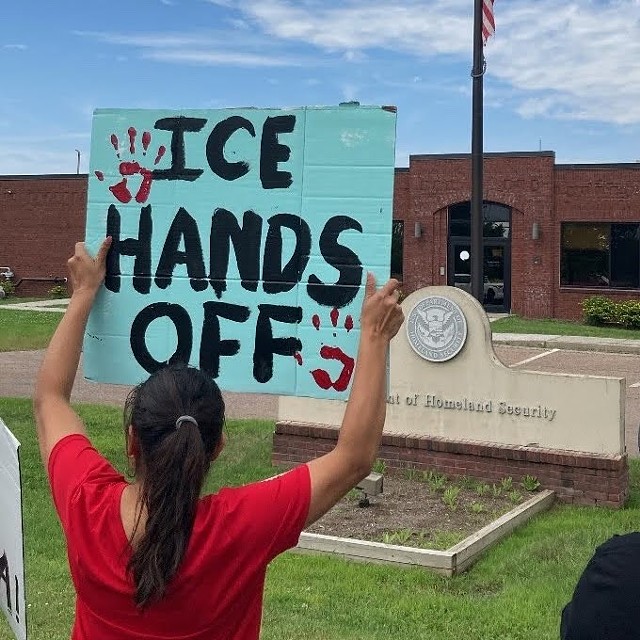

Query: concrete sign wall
left=84, top=105, right=397, bottom=399
left=279, top=287, right=625, bottom=456
left=0, top=419, right=26, bottom=640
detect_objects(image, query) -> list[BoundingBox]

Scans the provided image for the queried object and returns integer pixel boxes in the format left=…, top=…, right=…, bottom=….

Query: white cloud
left=217, top=0, right=640, bottom=125
left=2, top=44, right=27, bottom=50
left=0, top=133, right=90, bottom=175
left=75, top=29, right=311, bottom=67
left=76, top=1, right=640, bottom=126
left=144, top=49, right=300, bottom=67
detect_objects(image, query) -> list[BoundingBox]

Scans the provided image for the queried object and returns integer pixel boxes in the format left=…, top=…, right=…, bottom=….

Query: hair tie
left=175, top=415, right=198, bottom=430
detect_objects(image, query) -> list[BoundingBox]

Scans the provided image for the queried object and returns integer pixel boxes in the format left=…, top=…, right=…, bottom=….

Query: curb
left=493, top=334, right=640, bottom=356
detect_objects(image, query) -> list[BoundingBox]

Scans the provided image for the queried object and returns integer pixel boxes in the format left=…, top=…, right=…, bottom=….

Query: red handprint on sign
left=294, top=308, right=355, bottom=392
left=95, top=128, right=166, bottom=204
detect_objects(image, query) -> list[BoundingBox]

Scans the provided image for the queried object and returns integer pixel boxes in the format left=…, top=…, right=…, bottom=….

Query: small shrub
left=442, top=486, right=460, bottom=510
left=0, top=279, right=15, bottom=296
left=491, top=484, right=502, bottom=498
left=424, top=470, right=447, bottom=492
left=404, top=465, right=420, bottom=481
left=49, top=284, right=68, bottom=298
left=617, top=300, right=640, bottom=329
left=372, top=459, right=387, bottom=475
left=582, top=296, right=617, bottom=326
left=475, top=483, right=491, bottom=497
left=470, top=502, right=485, bottom=514
left=382, top=529, right=415, bottom=545
left=521, top=475, right=541, bottom=492
left=582, top=295, right=640, bottom=329
left=500, top=477, right=513, bottom=492
left=508, top=490, right=523, bottom=504
left=457, top=475, right=477, bottom=490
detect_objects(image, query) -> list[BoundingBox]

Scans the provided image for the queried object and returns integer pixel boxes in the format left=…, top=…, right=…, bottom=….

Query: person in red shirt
left=33, top=237, right=404, bottom=639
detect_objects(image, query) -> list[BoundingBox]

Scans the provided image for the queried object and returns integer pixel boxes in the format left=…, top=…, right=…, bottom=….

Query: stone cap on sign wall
left=279, top=286, right=625, bottom=456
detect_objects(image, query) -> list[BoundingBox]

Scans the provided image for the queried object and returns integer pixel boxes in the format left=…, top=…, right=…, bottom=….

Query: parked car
left=453, top=274, right=504, bottom=303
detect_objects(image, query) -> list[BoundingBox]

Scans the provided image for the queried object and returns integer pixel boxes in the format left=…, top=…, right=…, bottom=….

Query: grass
left=0, top=310, right=62, bottom=352
left=491, top=315, right=640, bottom=339
left=1, top=304, right=639, bottom=354
left=3, top=395, right=640, bottom=639
left=0, top=297, right=57, bottom=306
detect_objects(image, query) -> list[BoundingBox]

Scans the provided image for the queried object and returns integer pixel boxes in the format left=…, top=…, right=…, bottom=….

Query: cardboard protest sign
left=0, top=419, right=26, bottom=640
left=84, top=105, right=396, bottom=398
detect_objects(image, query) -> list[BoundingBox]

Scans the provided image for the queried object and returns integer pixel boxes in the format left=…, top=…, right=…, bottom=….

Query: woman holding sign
left=34, top=237, right=404, bottom=640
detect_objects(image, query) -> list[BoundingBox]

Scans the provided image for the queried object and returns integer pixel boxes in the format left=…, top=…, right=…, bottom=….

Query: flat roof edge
left=0, top=173, right=88, bottom=180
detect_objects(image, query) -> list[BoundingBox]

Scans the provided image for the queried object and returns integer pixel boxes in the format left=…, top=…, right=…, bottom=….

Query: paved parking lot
left=1, top=344, right=638, bottom=455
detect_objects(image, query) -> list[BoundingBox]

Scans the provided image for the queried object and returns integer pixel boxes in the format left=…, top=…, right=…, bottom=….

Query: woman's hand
left=67, top=237, right=112, bottom=297
left=360, top=273, right=404, bottom=341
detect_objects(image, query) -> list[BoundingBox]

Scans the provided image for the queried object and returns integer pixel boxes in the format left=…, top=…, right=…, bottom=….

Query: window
left=448, top=201, right=510, bottom=238
left=561, top=222, right=640, bottom=288
left=391, top=220, right=404, bottom=280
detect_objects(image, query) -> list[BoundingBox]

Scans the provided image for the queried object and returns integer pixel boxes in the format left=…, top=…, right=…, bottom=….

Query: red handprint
left=95, top=128, right=166, bottom=204
left=294, top=308, right=355, bottom=392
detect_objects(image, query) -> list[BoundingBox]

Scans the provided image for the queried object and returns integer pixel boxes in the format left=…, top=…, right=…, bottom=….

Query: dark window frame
left=391, top=219, right=404, bottom=281
left=447, top=200, right=511, bottom=239
left=560, top=221, right=640, bottom=289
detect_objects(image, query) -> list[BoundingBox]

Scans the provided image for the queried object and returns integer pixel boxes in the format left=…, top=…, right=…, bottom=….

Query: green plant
left=404, top=464, right=420, bottom=481
left=491, top=484, right=502, bottom=498
left=508, top=490, right=523, bottom=504
left=49, top=284, right=68, bottom=298
left=424, top=470, right=447, bottom=492
left=581, top=296, right=640, bottom=329
left=382, top=529, right=416, bottom=545
left=475, top=483, right=490, bottom=497
left=500, top=477, right=513, bottom=492
left=442, top=486, right=460, bottom=510
left=372, top=459, right=387, bottom=474
left=582, top=295, right=618, bottom=326
left=457, top=475, right=477, bottom=490
left=470, top=502, right=485, bottom=514
left=0, top=279, right=15, bottom=296
left=617, top=300, right=640, bottom=330
left=521, top=475, right=541, bottom=492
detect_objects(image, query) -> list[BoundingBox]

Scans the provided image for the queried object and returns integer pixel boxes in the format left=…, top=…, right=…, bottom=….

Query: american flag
left=482, top=0, right=495, bottom=45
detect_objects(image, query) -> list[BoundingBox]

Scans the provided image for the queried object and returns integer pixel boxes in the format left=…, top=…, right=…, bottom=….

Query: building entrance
left=447, top=201, right=511, bottom=312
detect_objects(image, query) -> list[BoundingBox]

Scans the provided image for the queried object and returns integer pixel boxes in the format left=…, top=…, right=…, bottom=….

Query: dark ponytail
left=124, top=364, right=224, bottom=608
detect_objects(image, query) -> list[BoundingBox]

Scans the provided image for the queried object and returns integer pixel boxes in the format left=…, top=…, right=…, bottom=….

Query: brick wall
left=4, top=159, right=640, bottom=317
left=273, top=421, right=629, bottom=508
left=553, top=165, right=640, bottom=319
left=398, top=152, right=556, bottom=318
left=0, top=175, right=87, bottom=296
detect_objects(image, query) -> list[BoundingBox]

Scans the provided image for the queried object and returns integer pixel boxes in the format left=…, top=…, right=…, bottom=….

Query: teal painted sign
left=84, top=105, right=396, bottom=398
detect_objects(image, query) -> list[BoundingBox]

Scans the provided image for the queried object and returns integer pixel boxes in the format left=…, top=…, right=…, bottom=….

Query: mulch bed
left=306, top=472, right=536, bottom=550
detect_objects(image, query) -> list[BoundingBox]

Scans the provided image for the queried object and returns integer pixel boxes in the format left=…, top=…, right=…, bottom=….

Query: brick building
left=2, top=151, right=640, bottom=317
left=1, top=174, right=86, bottom=296
left=394, top=151, right=640, bottom=319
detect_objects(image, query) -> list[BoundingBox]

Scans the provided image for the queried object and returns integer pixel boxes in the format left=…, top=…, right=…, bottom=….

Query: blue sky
left=2, top=0, right=640, bottom=174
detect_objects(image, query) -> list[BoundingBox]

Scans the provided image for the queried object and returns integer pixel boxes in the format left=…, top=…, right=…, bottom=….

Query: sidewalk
left=3, top=298, right=640, bottom=355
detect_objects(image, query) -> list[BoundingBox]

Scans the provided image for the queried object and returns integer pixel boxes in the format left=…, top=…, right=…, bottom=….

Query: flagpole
left=470, top=0, right=485, bottom=303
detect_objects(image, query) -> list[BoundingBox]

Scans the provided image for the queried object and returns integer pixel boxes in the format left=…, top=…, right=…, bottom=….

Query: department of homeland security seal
left=406, top=296, right=467, bottom=362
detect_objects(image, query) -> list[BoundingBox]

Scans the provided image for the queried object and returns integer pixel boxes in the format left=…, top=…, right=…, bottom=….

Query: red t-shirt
left=48, top=434, right=311, bottom=640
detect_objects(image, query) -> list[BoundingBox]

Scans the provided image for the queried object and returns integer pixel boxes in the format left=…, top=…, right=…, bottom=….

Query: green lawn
left=491, top=315, right=640, bottom=339
left=0, top=310, right=62, bottom=352
left=2, top=396, right=640, bottom=639
left=1, top=307, right=639, bottom=355
left=0, top=297, right=60, bottom=306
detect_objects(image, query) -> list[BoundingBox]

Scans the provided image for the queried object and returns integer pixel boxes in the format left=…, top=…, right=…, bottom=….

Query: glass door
left=448, top=241, right=510, bottom=312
